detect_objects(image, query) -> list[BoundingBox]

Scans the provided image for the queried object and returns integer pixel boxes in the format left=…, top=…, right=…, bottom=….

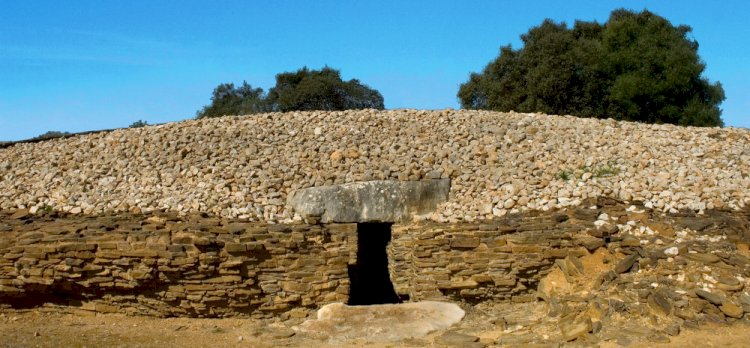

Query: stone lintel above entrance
left=287, top=179, right=450, bottom=224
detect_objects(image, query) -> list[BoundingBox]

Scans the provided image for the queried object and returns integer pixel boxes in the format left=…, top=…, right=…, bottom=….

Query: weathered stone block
left=288, top=179, right=450, bottom=223
left=224, top=243, right=246, bottom=253
left=450, top=237, right=480, bottom=249
left=492, top=277, right=517, bottom=287
left=437, top=280, right=478, bottom=290
left=511, top=245, right=542, bottom=253
left=59, top=243, right=96, bottom=252
left=471, top=274, right=494, bottom=283
left=281, top=281, right=312, bottom=293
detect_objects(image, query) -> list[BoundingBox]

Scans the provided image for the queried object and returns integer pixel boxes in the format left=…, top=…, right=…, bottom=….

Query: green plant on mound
left=196, top=66, right=384, bottom=119
left=594, top=162, right=621, bottom=177
left=557, top=170, right=572, bottom=181
left=580, top=161, right=621, bottom=178
left=129, top=120, right=148, bottom=128
left=558, top=161, right=621, bottom=181
left=458, top=8, right=725, bottom=127
left=32, top=131, right=71, bottom=140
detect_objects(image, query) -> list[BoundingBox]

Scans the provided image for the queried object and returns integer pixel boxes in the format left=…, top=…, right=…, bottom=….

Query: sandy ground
left=621, top=324, right=750, bottom=348
left=1, top=309, right=749, bottom=348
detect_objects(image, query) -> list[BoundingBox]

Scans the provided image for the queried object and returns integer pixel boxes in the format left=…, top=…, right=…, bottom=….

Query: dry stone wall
left=1, top=207, right=582, bottom=317
left=0, top=211, right=356, bottom=318
left=389, top=212, right=579, bottom=303
left=5, top=197, right=748, bottom=318
left=1, top=109, right=749, bottom=223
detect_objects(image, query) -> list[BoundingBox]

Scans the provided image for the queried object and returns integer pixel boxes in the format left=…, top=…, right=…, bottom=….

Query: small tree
left=32, top=131, right=71, bottom=140
left=196, top=81, right=268, bottom=119
left=458, top=9, right=724, bottom=126
left=265, top=66, right=384, bottom=112
left=196, top=67, right=384, bottom=118
left=129, top=120, right=148, bottom=128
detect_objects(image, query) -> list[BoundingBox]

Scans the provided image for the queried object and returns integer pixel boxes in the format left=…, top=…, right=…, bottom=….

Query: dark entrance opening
left=347, top=223, right=402, bottom=305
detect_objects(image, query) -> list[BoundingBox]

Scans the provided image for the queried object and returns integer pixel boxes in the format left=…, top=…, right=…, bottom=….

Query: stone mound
left=1, top=109, right=748, bottom=222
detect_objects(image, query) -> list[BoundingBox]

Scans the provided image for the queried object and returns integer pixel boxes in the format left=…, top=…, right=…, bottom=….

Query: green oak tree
left=196, top=81, right=268, bottom=119
left=458, top=9, right=724, bottom=126
left=265, top=66, right=384, bottom=112
left=196, top=67, right=383, bottom=118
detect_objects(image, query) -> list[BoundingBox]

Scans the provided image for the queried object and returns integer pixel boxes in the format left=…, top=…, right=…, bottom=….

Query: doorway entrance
left=347, top=223, right=401, bottom=305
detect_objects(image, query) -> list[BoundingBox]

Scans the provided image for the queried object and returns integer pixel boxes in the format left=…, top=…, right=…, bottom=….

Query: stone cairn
left=1, top=109, right=748, bottom=222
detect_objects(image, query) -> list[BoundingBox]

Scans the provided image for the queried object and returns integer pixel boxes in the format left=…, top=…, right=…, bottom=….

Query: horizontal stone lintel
left=288, top=179, right=450, bottom=223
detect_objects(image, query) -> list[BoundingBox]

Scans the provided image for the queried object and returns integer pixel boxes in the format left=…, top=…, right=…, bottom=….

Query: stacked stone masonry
left=389, top=213, right=578, bottom=303
left=0, top=211, right=356, bottom=318
left=3, top=198, right=749, bottom=318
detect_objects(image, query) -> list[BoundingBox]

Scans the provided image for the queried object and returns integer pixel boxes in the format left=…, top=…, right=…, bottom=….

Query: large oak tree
left=197, top=67, right=383, bottom=118
left=458, top=9, right=725, bottom=127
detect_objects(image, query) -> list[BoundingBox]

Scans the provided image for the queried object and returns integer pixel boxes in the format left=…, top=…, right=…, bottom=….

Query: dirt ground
left=1, top=309, right=749, bottom=348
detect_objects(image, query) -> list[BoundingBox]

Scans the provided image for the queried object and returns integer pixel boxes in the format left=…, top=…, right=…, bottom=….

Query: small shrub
left=557, top=170, right=572, bottom=181
left=129, top=120, right=148, bottom=128
left=32, top=131, right=70, bottom=140
left=594, top=161, right=621, bottom=177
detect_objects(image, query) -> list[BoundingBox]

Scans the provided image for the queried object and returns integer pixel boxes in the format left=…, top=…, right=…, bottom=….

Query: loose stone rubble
left=1, top=109, right=749, bottom=222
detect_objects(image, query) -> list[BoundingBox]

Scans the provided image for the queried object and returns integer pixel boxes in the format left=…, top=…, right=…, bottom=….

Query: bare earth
left=1, top=308, right=749, bottom=348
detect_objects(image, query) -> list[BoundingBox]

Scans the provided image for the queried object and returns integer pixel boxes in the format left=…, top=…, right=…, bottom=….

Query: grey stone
left=648, top=290, right=672, bottom=316
left=685, top=252, right=720, bottom=263
left=287, top=179, right=450, bottom=223
left=739, top=293, right=750, bottom=306
left=678, top=218, right=713, bottom=231
left=665, top=323, right=680, bottom=336
left=614, top=253, right=640, bottom=274
left=716, top=276, right=743, bottom=291
left=695, top=289, right=724, bottom=306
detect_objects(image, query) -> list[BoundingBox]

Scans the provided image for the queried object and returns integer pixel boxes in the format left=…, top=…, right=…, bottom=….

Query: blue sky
left=1, top=1, right=748, bottom=141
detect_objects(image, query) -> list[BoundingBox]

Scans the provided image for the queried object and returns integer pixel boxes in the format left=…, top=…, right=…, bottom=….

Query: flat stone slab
left=287, top=179, right=450, bottom=223
left=294, top=301, right=465, bottom=342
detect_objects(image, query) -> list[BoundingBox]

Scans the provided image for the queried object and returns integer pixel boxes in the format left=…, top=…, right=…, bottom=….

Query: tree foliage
left=265, top=67, right=384, bottom=112
left=196, top=82, right=268, bottom=119
left=32, top=131, right=71, bottom=140
left=129, top=120, right=148, bottom=128
left=196, top=67, right=383, bottom=119
left=458, top=9, right=725, bottom=126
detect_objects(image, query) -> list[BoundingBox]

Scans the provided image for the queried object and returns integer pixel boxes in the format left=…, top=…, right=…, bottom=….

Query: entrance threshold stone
left=294, top=301, right=464, bottom=342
